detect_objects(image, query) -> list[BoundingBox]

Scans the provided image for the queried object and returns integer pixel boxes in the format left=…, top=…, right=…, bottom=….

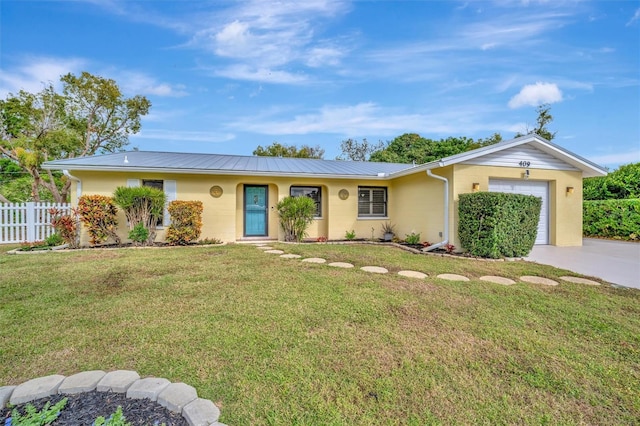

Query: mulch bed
left=1, top=391, right=188, bottom=425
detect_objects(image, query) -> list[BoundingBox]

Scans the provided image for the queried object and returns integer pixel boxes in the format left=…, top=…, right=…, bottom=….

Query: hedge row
left=458, top=192, right=542, bottom=258
left=583, top=199, right=640, bottom=241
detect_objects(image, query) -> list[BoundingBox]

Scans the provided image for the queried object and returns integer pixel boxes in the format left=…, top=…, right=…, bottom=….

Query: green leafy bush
left=583, top=199, right=640, bottom=240
left=166, top=200, right=203, bottom=245
left=458, top=192, right=542, bottom=258
left=93, top=406, right=132, bottom=426
left=45, top=233, right=64, bottom=247
left=113, top=186, right=165, bottom=245
left=345, top=230, right=356, bottom=240
left=128, top=222, right=149, bottom=244
left=404, top=232, right=421, bottom=245
left=583, top=162, right=640, bottom=200
left=277, top=196, right=316, bottom=242
left=77, top=195, right=121, bottom=245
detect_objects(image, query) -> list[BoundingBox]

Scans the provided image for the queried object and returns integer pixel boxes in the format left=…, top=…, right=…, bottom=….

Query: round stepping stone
left=398, top=270, right=428, bottom=279
left=436, top=273, right=470, bottom=282
left=480, top=276, right=516, bottom=285
left=560, top=276, right=601, bottom=286
left=256, top=246, right=273, bottom=250
left=302, top=257, right=326, bottom=264
left=264, top=249, right=284, bottom=254
left=520, top=276, right=559, bottom=286
left=328, top=262, right=354, bottom=268
left=280, top=254, right=302, bottom=259
left=360, top=266, right=388, bottom=274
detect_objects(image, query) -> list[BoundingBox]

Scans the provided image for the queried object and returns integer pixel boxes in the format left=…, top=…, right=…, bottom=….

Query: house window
left=290, top=186, right=322, bottom=218
left=142, top=179, right=164, bottom=226
left=358, top=187, right=387, bottom=217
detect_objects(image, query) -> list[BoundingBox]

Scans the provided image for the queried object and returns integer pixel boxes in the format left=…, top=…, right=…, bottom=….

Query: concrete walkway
left=526, top=239, right=640, bottom=289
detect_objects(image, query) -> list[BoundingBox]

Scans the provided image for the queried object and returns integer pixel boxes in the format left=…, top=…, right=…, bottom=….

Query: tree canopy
left=583, top=162, right=640, bottom=200
left=336, top=138, right=383, bottom=161
left=515, top=103, right=556, bottom=141
left=0, top=72, right=151, bottom=203
left=368, top=133, right=502, bottom=164
left=253, top=142, right=324, bottom=159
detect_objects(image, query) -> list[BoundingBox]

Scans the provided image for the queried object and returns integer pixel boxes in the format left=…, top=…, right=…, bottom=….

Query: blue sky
left=1, top=0, right=638, bottom=168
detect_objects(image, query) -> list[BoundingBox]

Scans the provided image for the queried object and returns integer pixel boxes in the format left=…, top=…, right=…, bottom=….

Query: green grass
left=1, top=243, right=639, bottom=425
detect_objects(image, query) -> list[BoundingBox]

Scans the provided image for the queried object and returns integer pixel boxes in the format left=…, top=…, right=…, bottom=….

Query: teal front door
left=244, top=185, right=268, bottom=236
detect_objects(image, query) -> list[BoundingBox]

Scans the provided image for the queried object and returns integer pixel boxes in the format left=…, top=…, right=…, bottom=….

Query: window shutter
left=163, top=180, right=177, bottom=226
left=127, top=179, right=140, bottom=187
left=372, top=188, right=386, bottom=216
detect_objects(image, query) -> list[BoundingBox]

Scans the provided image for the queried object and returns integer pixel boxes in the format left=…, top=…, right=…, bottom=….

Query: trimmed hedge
left=166, top=200, right=204, bottom=245
left=459, top=192, right=542, bottom=258
left=583, top=199, right=640, bottom=241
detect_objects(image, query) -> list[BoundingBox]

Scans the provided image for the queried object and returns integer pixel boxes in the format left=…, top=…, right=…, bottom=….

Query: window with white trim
left=358, top=186, right=387, bottom=217
left=290, top=186, right=322, bottom=218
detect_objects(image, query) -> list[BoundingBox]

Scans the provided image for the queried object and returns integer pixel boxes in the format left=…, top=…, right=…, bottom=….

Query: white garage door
left=489, top=179, right=549, bottom=245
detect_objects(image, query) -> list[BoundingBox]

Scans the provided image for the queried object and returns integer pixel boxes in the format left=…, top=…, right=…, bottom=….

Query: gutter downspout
left=423, top=168, right=449, bottom=252
left=63, top=170, right=82, bottom=201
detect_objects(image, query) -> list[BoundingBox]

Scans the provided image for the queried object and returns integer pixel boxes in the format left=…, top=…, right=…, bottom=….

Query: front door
left=244, top=185, right=268, bottom=236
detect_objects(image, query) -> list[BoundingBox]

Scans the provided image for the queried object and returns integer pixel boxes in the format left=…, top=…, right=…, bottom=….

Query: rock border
left=0, top=370, right=225, bottom=426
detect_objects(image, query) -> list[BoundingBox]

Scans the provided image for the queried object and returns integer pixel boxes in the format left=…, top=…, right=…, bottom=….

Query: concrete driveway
left=526, top=239, right=640, bottom=289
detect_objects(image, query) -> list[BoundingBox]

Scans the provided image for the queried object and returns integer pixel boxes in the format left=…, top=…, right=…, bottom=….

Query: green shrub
left=277, top=196, right=316, bottom=242
left=113, top=186, right=165, bottom=246
left=77, top=195, right=121, bottom=245
left=45, top=233, right=64, bottom=247
left=583, top=162, right=640, bottom=200
left=128, top=222, right=149, bottom=244
left=10, top=397, right=67, bottom=425
left=583, top=199, right=640, bottom=240
left=458, top=192, right=542, bottom=258
left=345, top=230, right=356, bottom=240
left=404, top=232, right=421, bottom=245
left=166, top=200, right=204, bottom=245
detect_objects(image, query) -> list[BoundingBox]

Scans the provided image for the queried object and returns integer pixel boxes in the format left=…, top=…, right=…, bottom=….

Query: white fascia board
left=44, top=165, right=396, bottom=180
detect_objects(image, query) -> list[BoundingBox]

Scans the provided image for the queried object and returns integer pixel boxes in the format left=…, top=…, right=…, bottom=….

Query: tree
left=277, top=195, right=316, bottom=242
left=336, top=138, right=384, bottom=161
left=0, top=72, right=151, bottom=203
left=516, top=103, right=556, bottom=141
left=253, top=142, right=325, bottom=159
left=369, top=133, right=500, bottom=164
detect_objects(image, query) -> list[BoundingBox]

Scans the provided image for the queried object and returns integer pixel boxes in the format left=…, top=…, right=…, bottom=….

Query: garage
left=489, top=179, right=549, bottom=245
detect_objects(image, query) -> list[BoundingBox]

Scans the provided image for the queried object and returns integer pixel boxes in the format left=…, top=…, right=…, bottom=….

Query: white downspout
left=63, top=170, right=82, bottom=201
left=424, top=168, right=449, bottom=252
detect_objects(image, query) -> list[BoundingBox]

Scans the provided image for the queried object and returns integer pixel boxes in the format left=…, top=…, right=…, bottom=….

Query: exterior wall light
left=566, top=186, right=574, bottom=195
left=472, top=183, right=480, bottom=191
left=522, top=169, right=530, bottom=179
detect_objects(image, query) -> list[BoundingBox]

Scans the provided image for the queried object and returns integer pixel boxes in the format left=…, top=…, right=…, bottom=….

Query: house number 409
left=519, top=161, right=531, bottom=167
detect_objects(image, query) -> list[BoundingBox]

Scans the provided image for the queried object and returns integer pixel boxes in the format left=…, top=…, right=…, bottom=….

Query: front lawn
left=1, top=243, right=638, bottom=424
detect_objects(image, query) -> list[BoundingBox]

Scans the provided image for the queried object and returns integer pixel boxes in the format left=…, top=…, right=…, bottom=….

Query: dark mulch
left=1, top=391, right=188, bottom=425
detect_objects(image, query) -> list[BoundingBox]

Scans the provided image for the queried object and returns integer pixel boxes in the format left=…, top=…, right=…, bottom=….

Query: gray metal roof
left=43, top=151, right=417, bottom=178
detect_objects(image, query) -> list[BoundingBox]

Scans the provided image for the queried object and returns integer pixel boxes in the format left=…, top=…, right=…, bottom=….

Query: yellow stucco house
left=43, top=134, right=606, bottom=248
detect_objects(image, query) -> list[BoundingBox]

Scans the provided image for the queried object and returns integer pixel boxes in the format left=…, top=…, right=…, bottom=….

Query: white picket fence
left=0, top=202, right=72, bottom=244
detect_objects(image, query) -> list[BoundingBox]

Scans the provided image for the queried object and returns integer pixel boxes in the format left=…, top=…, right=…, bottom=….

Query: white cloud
left=0, top=56, right=86, bottom=97
left=228, top=102, right=519, bottom=137
left=508, top=82, right=563, bottom=108
left=627, top=8, right=640, bottom=26
left=211, top=65, right=309, bottom=85
left=109, top=70, right=188, bottom=97
left=589, top=149, right=640, bottom=167
left=131, top=129, right=235, bottom=143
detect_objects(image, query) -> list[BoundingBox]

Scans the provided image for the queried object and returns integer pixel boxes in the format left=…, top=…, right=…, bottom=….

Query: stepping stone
left=398, top=270, right=428, bottom=279
left=256, top=246, right=274, bottom=250
left=361, top=266, right=388, bottom=274
left=480, top=276, right=516, bottom=285
left=10, top=374, right=65, bottom=405
left=436, top=273, right=470, bottom=282
left=264, top=249, right=284, bottom=254
left=520, top=276, right=559, bottom=286
left=302, top=257, right=326, bottom=264
left=183, top=398, right=221, bottom=425
left=328, top=262, right=354, bottom=268
left=126, top=377, right=171, bottom=401
left=97, top=370, right=140, bottom=393
left=58, top=370, right=106, bottom=394
left=560, top=276, right=601, bottom=286
left=280, top=254, right=302, bottom=259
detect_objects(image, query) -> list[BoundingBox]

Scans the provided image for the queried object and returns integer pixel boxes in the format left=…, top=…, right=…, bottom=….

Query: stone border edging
left=0, top=370, right=226, bottom=426
left=6, top=242, right=227, bottom=255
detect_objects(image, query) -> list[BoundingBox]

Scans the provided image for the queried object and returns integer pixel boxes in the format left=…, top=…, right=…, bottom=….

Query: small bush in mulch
left=1, top=391, right=188, bottom=426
